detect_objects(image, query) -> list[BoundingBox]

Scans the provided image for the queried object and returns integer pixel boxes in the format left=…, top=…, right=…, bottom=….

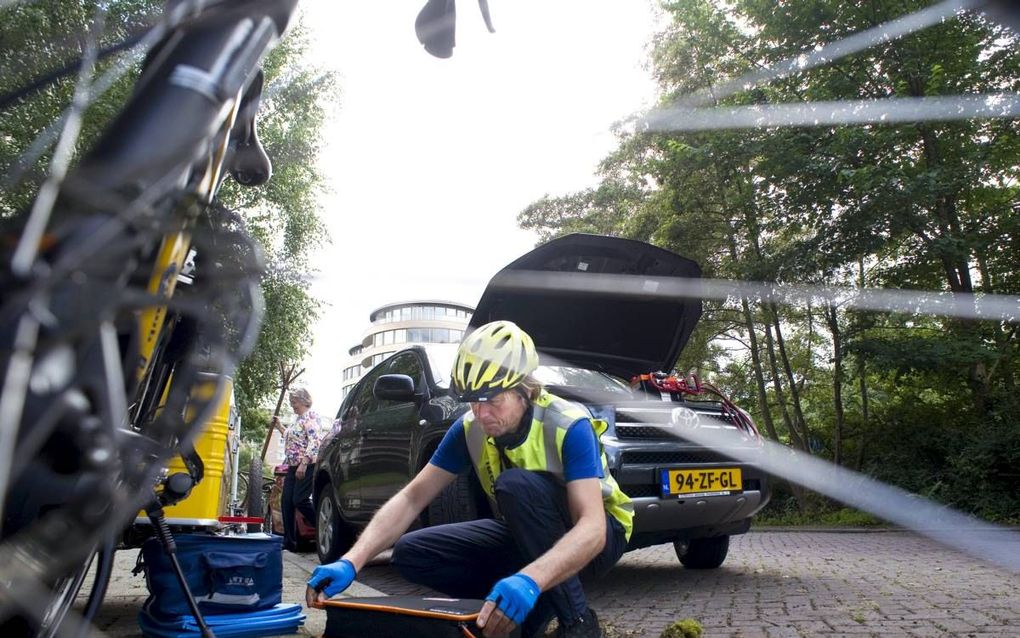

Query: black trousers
left=391, top=468, right=628, bottom=638
left=282, top=464, right=315, bottom=550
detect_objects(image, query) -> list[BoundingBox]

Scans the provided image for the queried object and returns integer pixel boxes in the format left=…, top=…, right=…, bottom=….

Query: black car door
left=337, top=364, right=384, bottom=524
left=358, top=352, right=425, bottom=512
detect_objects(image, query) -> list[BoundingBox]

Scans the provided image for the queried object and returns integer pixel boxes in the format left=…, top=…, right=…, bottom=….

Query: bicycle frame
left=0, top=1, right=300, bottom=635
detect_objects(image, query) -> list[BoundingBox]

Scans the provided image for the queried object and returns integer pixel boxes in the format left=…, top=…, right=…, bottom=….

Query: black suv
left=313, top=234, right=770, bottom=569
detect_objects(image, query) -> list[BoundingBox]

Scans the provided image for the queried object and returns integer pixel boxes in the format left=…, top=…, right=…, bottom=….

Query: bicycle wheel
left=0, top=1, right=300, bottom=634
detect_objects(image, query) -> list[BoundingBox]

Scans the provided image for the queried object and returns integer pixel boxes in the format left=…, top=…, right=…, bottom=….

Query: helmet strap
left=493, top=402, right=533, bottom=451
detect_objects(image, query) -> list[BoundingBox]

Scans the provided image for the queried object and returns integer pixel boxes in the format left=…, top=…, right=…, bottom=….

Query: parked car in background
left=313, top=234, right=770, bottom=569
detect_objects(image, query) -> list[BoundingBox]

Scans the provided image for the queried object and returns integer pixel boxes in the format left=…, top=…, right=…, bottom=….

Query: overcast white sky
left=293, top=1, right=662, bottom=418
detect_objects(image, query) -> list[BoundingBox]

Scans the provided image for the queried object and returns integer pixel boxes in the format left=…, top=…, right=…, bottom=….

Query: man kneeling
left=307, top=320, right=632, bottom=638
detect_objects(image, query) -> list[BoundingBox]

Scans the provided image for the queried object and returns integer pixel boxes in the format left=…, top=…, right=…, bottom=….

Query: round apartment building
left=340, top=300, right=473, bottom=399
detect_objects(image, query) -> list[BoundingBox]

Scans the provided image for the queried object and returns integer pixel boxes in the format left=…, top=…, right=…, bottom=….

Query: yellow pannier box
left=137, top=374, right=239, bottom=527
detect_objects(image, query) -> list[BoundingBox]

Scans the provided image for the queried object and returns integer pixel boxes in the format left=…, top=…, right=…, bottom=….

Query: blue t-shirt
left=430, top=415, right=604, bottom=482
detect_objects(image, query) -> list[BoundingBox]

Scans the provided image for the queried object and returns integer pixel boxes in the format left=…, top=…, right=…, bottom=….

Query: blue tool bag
left=139, top=533, right=283, bottom=618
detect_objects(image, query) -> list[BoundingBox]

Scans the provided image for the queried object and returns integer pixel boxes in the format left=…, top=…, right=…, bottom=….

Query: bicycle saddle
left=415, top=0, right=495, bottom=59
left=226, top=70, right=272, bottom=187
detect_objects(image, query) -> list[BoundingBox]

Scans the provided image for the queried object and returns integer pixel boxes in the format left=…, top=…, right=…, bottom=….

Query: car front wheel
left=425, top=472, right=485, bottom=527
left=316, top=487, right=353, bottom=564
left=675, top=535, right=730, bottom=569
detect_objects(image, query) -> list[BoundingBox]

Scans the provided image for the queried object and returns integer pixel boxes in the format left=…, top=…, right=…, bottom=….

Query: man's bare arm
left=343, top=464, right=455, bottom=571
left=518, top=477, right=607, bottom=591
left=476, top=478, right=606, bottom=634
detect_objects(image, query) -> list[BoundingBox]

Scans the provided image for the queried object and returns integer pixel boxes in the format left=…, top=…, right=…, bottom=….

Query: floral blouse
left=283, top=410, right=322, bottom=466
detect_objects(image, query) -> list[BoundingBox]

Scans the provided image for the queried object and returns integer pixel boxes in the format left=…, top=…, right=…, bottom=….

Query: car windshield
left=426, top=344, right=460, bottom=390
left=426, top=346, right=632, bottom=398
left=532, top=366, right=633, bottom=397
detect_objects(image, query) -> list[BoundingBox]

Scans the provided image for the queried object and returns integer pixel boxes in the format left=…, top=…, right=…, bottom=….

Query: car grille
left=615, top=403, right=735, bottom=425
left=623, top=484, right=661, bottom=498
left=606, top=402, right=763, bottom=506
left=615, top=425, right=671, bottom=439
left=620, top=450, right=736, bottom=465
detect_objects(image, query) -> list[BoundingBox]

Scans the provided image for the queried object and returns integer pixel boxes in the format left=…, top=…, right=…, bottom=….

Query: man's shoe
left=557, top=608, right=602, bottom=638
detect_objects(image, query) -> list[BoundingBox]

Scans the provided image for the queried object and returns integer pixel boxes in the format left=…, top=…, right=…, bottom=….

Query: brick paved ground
left=85, top=530, right=1020, bottom=637
left=582, top=531, right=1020, bottom=637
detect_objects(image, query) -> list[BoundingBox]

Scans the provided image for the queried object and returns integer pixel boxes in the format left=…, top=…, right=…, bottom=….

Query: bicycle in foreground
left=0, top=1, right=300, bottom=635
left=0, top=1, right=500, bottom=634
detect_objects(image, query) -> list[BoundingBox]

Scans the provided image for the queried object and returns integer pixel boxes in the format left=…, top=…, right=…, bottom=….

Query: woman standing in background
left=273, top=387, right=321, bottom=551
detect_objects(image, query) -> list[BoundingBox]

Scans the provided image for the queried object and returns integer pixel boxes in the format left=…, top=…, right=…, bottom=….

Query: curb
left=751, top=526, right=900, bottom=533
left=752, top=525, right=1020, bottom=533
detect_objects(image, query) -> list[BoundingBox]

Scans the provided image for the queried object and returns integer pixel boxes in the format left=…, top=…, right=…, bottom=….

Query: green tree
left=216, top=22, right=337, bottom=441
left=1, top=1, right=337, bottom=447
left=519, top=0, right=1020, bottom=520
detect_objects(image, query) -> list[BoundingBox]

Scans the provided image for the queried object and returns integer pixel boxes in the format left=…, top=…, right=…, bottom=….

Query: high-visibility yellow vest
left=463, top=390, right=634, bottom=540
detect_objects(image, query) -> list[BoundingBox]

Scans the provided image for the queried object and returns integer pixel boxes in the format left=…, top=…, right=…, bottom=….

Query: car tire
left=675, top=535, right=730, bottom=569
left=245, top=456, right=264, bottom=533
left=425, top=472, right=483, bottom=527
left=316, top=486, right=353, bottom=564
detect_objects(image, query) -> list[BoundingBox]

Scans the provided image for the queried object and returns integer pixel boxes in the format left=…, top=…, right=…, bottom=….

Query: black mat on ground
left=321, top=596, right=520, bottom=638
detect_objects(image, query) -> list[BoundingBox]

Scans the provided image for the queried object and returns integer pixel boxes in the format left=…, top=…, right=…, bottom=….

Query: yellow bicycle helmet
left=452, top=320, right=539, bottom=402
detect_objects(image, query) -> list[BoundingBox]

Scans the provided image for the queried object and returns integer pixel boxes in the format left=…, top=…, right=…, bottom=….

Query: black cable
left=0, top=29, right=148, bottom=112
left=148, top=503, right=217, bottom=638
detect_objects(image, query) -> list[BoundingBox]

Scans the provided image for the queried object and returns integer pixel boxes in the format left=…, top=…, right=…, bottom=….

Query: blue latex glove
left=307, top=558, right=357, bottom=598
left=484, top=573, right=540, bottom=625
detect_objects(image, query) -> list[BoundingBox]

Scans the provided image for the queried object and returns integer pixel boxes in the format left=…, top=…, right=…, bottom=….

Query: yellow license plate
left=660, top=468, right=742, bottom=497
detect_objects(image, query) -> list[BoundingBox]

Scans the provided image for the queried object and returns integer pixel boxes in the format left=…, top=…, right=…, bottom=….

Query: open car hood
left=469, top=233, right=703, bottom=380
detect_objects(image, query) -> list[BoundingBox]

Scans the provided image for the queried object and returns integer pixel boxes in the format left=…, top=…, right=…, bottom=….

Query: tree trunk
left=743, top=298, right=780, bottom=441
left=824, top=304, right=846, bottom=466
left=260, top=362, right=305, bottom=462
left=854, top=259, right=870, bottom=472
left=770, top=303, right=811, bottom=450
left=763, top=321, right=804, bottom=451
left=855, top=360, right=869, bottom=472
left=725, top=222, right=780, bottom=441
left=917, top=124, right=990, bottom=415
left=736, top=195, right=803, bottom=451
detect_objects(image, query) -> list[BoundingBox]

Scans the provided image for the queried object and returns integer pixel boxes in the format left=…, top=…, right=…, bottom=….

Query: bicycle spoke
left=674, top=417, right=1020, bottom=573
left=540, top=348, right=1020, bottom=575
left=674, top=0, right=979, bottom=109
left=641, top=93, right=1020, bottom=131
left=489, top=270, right=1020, bottom=324
left=99, top=321, right=129, bottom=431
left=11, top=9, right=103, bottom=276
left=0, top=564, right=104, bottom=638
left=0, top=312, right=42, bottom=524
left=2, top=0, right=214, bottom=190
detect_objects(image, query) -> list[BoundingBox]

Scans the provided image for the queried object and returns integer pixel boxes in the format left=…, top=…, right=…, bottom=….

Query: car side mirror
left=374, top=374, right=417, bottom=402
